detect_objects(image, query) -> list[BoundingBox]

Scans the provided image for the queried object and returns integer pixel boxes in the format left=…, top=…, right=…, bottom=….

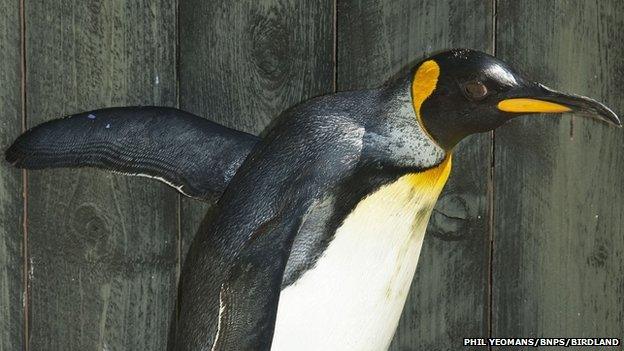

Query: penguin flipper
left=5, top=106, right=259, bottom=201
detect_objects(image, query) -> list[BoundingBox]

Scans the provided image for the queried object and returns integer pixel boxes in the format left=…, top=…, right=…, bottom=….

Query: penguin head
left=412, top=49, right=621, bottom=150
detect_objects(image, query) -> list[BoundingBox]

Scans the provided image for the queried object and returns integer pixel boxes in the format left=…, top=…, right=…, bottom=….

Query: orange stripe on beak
left=497, top=98, right=572, bottom=113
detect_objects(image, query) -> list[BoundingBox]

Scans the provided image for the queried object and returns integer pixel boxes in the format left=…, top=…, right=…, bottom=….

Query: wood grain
left=2, top=1, right=621, bottom=349
left=178, top=0, right=334, bottom=258
left=0, top=0, right=24, bottom=350
left=25, top=1, right=178, bottom=349
left=493, top=0, right=624, bottom=347
left=337, top=1, right=493, bottom=349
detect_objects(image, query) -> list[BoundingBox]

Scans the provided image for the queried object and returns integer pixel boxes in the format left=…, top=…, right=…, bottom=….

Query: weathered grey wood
left=178, top=0, right=334, bottom=256
left=337, top=1, right=493, bottom=349
left=25, top=1, right=178, bottom=349
left=493, top=0, right=624, bottom=346
left=0, top=0, right=24, bottom=350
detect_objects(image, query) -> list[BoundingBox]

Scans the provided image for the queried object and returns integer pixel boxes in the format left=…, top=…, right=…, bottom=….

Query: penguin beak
left=497, top=83, right=621, bottom=127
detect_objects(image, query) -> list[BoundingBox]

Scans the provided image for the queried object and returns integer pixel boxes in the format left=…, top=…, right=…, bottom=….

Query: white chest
left=271, top=164, right=450, bottom=351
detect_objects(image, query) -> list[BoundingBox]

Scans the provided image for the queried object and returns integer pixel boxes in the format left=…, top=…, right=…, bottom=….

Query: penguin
left=5, top=49, right=621, bottom=351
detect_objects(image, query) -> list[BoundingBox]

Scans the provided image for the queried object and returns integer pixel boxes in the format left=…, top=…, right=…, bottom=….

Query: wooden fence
left=0, top=0, right=622, bottom=350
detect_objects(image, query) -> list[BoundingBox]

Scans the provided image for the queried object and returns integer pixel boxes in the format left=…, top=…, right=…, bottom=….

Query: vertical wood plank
left=0, top=0, right=24, bottom=349
left=25, top=1, right=178, bottom=349
left=337, top=1, right=493, bottom=349
left=494, top=0, right=624, bottom=345
left=178, top=0, right=334, bottom=256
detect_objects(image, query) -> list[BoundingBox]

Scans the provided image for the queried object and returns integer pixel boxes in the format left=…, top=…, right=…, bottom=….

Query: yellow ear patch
left=411, top=60, right=440, bottom=142
left=411, top=60, right=440, bottom=116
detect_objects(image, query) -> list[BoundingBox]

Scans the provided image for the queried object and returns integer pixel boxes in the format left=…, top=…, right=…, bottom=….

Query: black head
left=411, top=49, right=621, bottom=150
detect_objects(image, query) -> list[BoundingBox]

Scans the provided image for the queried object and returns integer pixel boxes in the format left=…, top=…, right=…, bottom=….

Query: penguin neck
left=363, top=73, right=447, bottom=172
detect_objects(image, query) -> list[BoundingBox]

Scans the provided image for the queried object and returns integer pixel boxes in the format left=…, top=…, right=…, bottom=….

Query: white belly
left=271, top=160, right=451, bottom=351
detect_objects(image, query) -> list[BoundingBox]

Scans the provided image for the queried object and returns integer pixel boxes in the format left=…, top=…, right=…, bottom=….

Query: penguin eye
left=463, top=80, right=488, bottom=100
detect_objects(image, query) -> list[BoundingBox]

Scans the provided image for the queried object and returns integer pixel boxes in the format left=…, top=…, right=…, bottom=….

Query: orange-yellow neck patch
left=403, top=155, right=452, bottom=190
left=411, top=60, right=440, bottom=142
left=407, top=60, right=452, bottom=191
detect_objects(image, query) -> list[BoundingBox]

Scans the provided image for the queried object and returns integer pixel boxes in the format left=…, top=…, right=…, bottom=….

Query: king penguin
left=5, top=49, right=621, bottom=351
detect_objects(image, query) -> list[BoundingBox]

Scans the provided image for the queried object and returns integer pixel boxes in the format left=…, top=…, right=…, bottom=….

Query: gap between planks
left=487, top=0, right=498, bottom=350
left=19, top=0, right=29, bottom=349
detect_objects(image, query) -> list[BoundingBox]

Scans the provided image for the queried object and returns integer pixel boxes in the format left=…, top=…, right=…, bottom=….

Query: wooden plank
left=25, top=1, right=178, bottom=349
left=493, top=0, right=624, bottom=345
left=0, top=0, right=24, bottom=349
left=178, top=0, right=334, bottom=256
left=337, top=1, right=493, bottom=349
